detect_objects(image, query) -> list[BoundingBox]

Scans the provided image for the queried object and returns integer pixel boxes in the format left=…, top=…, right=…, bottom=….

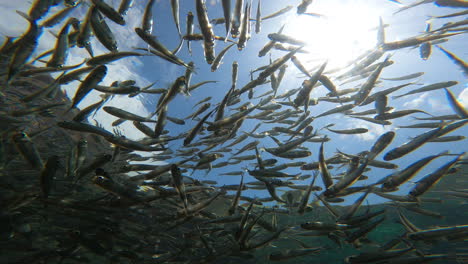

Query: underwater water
left=0, top=0, right=467, bottom=263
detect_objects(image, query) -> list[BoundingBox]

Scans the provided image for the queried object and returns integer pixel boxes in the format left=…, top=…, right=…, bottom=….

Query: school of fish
left=0, top=0, right=467, bottom=263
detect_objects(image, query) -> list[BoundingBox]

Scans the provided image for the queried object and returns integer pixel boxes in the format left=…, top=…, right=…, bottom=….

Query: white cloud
left=342, top=117, right=395, bottom=141
left=428, top=97, right=451, bottom=112
left=403, top=92, right=428, bottom=108
left=402, top=91, right=450, bottom=113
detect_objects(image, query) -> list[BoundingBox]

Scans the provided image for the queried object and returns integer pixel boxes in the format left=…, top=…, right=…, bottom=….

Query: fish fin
left=16, top=10, right=33, bottom=22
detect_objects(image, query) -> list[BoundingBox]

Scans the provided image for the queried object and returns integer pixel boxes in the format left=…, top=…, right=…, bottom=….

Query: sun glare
left=284, top=2, right=386, bottom=70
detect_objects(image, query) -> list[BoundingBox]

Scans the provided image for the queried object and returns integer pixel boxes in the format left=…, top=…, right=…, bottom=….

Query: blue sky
left=1, top=0, right=466, bottom=205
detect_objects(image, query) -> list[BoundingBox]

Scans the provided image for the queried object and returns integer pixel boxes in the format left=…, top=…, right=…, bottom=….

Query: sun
left=283, top=1, right=387, bottom=70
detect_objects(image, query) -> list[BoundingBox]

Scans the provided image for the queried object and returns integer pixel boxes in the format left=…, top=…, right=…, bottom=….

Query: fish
left=444, top=88, right=468, bottom=118
left=392, top=81, right=458, bottom=99
left=184, top=109, right=215, bottom=146
left=118, top=0, right=133, bottom=15
left=132, top=121, right=156, bottom=137
left=323, top=159, right=369, bottom=197
left=430, top=135, right=466, bottom=142
left=86, top=51, right=144, bottom=66
left=430, top=9, right=468, bottom=19
left=231, top=0, right=244, bottom=38
left=237, top=2, right=251, bottom=50
left=375, top=109, right=431, bottom=120
left=91, top=0, right=125, bottom=25
left=325, top=125, right=369, bottom=135
left=374, top=94, right=388, bottom=117
left=258, top=24, right=285, bottom=57
left=293, top=62, right=327, bottom=111
left=291, top=56, right=312, bottom=78
left=315, top=103, right=355, bottom=119
left=436, top=45, right=468, bottom=77
left=40, top=155, right=59, bottom=198
left=189, top=80, right=218, bottom=92
left=181, top=62, right=195, bottom=96
left=382, top=32, right=461, bottom=51
left=346, top=247, right=414, bottom=264
left=106, top=135, right=165, bottom=152
left=221, top=0, right=231, bottom=37
left=383, top=126, right=443, bottom=161
left=166, top=116, right=185, bottom=125
left=262, top=5, right=293, bottom=20
left=170, top=164, right=188, bottom=214
left=233, top=140, right=260, bottom=156
left=228, top=173, right=244, bottom=215
left=196, top=0, right=216, bottom=64
left=57, top=121, right=114, bottom=138
left=76, top=5, right=94, bottom=56
left=59, top=66, right=94, bottom=85
left=74, top=138, right=87, bottom=174
left=345, top=216, right=385, bottom=243
left=69, top=65, right=107, bottom=111
left=185, top=103, right=211, bottom=120
left=338, top=190, right=371, bottom=222
left=103, top=106, right=157, bottom=123
left=154, top=106, right=167, bottom=138
left=268, top=33, right=307, bottom=46
left=435, top=0, right=468, bottom=8
left=360, top=83, right=415, bottom=106
left=265, top=133, right=318, bottom=156
left=135, top=28, right=191, bottom=69
left=207, top=104, right=257, bottom=131
left=7, top=11, right=43, bottom=82
left=42, top=3, right=80, bottom=28
left=12, top=132, right=44, bottom=170
left=94, top=84, right=139, bottom=95
left=142, top=0, right=155, bottom=34
left=398, top=121, right=446, bottom=129
left=409, top=154, right=464, bottom=197
left=18, top=62, right=85, bottom=80
left=211, top=43, right=235, bottom=72
left=354, top=56, right=390, bottom=105
left=420, top=23, right=432, bottom=60
left=170, top=0, right=181, bottom=36
left=154, top=76, right=186, bottom=114
left=368, top=131, right=396, bottom=160
left=297, top=0, right=313, bottom=14
left=255, top=0, right=262, bottom=34
left=379, top=151, right=449, bottom=191
left=377, top=17, right=386, bottom=45
left=274, top=150, right=312, bottom=159
left=90, top=6, right=118, bottom=52
left=28, top=0, right=53, bottom=21
left=381, top=72, right=424, bottom=81
left=186, top=12, right=194, bottom=55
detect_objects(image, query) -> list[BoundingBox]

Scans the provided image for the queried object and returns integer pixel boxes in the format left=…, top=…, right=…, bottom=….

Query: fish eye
left=94, top=176, right=106, bottom=183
